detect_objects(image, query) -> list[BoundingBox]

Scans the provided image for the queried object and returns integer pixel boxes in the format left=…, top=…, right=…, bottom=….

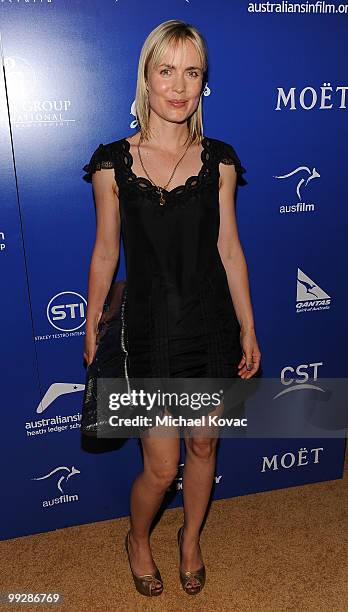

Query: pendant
left=157, top=187, right=166, bottom=205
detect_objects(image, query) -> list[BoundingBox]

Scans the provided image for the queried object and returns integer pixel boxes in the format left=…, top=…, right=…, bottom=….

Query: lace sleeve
left=216, top=140, right=246, bottom=185
left=82, top=143, right=114, bottom=183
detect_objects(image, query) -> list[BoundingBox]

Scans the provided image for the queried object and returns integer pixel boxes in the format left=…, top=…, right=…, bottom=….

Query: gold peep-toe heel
left=177, top=525, right=206, bottom=595
left=124, top=530, right=164, bottom=597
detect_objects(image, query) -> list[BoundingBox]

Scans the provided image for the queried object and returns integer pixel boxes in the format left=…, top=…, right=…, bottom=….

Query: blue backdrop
left=0, top=0, right=346, bottom=541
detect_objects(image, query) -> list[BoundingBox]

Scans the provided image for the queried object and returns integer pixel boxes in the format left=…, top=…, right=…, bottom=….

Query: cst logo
left=280, top=362, right=323, bottom=385
left=47, top=292, right=87, bottom=332
left=272, top=362, right=325, bottom=399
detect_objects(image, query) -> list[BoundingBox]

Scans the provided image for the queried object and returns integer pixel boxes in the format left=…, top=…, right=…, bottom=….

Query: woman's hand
left=238, top=327, right=261, bottom=379
left=83, top=330, right=98, bottom=367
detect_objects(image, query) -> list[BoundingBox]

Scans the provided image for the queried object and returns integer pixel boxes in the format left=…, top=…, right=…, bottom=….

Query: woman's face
left=146, top=39, right=204, bottom=126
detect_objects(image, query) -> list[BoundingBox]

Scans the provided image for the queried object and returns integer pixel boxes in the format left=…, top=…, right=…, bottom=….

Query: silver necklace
left=137, top=133, right=192, bottom=205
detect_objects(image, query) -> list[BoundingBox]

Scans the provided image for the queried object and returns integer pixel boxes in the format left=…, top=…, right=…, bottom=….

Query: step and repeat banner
left=1, top=1, right=347, bottom=540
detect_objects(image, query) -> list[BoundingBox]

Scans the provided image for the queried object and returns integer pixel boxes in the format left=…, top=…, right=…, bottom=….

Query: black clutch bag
left=81, top=279, right=129, bottom=437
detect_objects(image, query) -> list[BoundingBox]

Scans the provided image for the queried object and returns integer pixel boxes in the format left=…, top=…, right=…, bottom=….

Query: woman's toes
left=152, top=580, right=163, bottom=593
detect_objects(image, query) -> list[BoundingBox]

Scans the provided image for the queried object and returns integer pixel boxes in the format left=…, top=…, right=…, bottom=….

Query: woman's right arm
left=83, top=169, right=120, bottom=366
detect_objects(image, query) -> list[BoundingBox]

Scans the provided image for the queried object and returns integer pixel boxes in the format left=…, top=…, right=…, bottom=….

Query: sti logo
left=47, top=291, right=87, bottom=331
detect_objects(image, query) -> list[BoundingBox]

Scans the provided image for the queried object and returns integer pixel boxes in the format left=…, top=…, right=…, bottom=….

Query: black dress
left=83, top=135, right=246, bottom=426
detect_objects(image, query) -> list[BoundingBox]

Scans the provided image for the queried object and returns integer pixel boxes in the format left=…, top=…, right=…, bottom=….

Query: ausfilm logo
left=296, top=268, right=331, bottom=313
left=274, top=164, right=320, bottom=214
left=168, top=462, right=223, bottom=492
left=35, top=291, right=86, bottom=341
left=25, top=382, right=83, bottom=438
left=32, top=465, right=80, bottom=509
left=3, top=56, right=74, bottom=128
left=129, top=82, right=212, bottom=129
left=273, top=361, right=324, bottom=400
left=261, top=447, right=324, bottom=472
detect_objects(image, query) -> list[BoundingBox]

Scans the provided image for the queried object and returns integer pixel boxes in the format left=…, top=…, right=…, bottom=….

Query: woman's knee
left=141, top=430, right=180, bottom=489
left=146, top=460, right=179, bottom=489
left=185, top=436, right=218, bottom=460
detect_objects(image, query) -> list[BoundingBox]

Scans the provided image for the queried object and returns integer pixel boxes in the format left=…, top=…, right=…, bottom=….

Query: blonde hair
left=134, top=20, right=208, bottom=145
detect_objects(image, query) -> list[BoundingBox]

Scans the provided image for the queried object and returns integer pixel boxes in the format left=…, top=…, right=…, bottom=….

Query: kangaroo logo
left=274, top=165, right=320, bottom=201
left=32, top=465, right=80, bottom=493
left=297, top=268, right=330, bottom=302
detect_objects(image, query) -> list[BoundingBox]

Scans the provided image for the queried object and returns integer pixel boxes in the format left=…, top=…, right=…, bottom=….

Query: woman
left=83, top=19, right=261, bottom=597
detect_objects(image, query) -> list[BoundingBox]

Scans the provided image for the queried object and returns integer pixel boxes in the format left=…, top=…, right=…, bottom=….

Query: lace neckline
left=120, top=136, right=211, bottom=199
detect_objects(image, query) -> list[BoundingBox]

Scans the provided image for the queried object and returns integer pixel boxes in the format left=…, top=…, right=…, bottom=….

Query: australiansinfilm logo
left=35, top=291, right=87, bottom=341
left=32, top=464, right=80, bottom=509
left=25, top=382, right=83, bottom=438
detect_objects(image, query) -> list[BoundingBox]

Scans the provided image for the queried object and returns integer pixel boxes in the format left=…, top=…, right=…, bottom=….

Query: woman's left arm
left=217, top=163, right=261, bottom=379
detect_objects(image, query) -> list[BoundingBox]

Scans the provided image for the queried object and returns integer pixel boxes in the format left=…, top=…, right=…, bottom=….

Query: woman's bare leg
left=127, top=409, right=180, bottom=584
left=180, top=400, right=224, bottom=588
